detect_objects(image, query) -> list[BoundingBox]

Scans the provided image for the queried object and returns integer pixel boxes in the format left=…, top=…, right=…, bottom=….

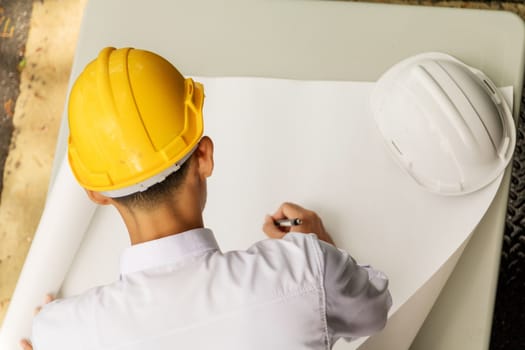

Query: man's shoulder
left=246, top=232, right=322, bottom=258
left=34, top=279, right=128, bottom=330
left=32, top=287, right=104, bottom=348
left=223, top=233, right=325, bottom=280
left=35, top=288, right=97, bottom=325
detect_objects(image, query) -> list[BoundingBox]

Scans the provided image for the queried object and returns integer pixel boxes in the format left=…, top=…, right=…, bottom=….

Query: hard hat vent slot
left=498, top=136, right=510, bottom=159
left=483, top=79, right=496, bottom=95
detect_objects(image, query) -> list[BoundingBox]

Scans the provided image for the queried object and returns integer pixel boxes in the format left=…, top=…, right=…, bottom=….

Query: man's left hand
left=19, top=339, right=32, bottom=350
left=19, top=294, right=55, bottom=350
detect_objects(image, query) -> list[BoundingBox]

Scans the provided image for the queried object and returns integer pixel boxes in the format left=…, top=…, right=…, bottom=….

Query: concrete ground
left=0, top=0, right=523, bottom=348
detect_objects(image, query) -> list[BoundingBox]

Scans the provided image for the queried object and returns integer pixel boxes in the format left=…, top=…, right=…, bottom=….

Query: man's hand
left=263, top=202, right=335, bottom=246
left=19, top=294, right=55, bottom=350
left=19, top=339, right=33, bottom=350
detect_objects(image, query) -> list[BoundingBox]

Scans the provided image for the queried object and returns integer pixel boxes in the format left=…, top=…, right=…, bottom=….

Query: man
left=21, top=47, right=391, bottom=349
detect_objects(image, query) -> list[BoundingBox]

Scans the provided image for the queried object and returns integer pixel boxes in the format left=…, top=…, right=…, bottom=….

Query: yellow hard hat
left=68, top=47, right=204, bottom=197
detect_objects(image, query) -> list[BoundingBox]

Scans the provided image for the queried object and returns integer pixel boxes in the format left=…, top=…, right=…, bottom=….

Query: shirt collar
left=120, top=228, right=219, bottom=276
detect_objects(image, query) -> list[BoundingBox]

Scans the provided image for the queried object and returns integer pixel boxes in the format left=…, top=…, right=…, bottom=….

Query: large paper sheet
left=0, top=157, right=97, bottom=348
left=0, top=78, right=510, bottom=349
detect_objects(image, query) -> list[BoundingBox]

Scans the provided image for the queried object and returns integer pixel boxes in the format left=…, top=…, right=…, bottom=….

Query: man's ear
left=196, top=136, right=214, bottom=178
left=86, top=190, right=113, bottom=205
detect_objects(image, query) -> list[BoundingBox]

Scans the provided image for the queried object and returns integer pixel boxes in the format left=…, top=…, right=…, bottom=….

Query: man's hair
left=113, top=156, right=192, bottom=210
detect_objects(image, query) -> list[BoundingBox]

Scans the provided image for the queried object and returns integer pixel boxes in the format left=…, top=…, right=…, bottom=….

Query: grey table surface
left=51, top=1, right=525, bottom=349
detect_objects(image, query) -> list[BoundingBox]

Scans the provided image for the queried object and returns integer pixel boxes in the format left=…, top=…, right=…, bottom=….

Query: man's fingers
left=22, top=294, right=54, bottom=349
left=34, top=294, right=55, bottom=315
left=33, top=306, right=42, bottom=316
left=274, top=202, right=304, bottom=220
left=43, top=294, right=54, bottom=304
left=271, top=206, right=285, bottom=220
left=262, top=215, right=286, bottom=239
left=267, top=202, right=311, bottom=238
left=19, top=339, right=32, bottom=350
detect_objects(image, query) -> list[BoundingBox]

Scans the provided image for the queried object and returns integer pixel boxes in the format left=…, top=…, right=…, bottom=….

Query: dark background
left=0, top=0, right=31, bottom=197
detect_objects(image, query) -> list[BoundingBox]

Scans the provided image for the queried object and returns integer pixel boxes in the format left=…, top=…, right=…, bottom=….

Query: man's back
left=24, top=48, right=391, bottom=350
left=32, top=229, right=391, bottom=350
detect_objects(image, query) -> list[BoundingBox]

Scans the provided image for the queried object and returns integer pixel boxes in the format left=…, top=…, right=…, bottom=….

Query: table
left=51, top=1, right=525, bottom=348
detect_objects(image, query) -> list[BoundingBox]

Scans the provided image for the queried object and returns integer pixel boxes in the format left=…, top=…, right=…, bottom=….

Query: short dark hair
left=113, top=155, right=192, bottom=210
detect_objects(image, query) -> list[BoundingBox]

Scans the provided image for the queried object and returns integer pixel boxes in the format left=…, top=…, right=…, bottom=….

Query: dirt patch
left=0, top=0, right=32, bottom=199
left=0, top=0, right=87, bottom=325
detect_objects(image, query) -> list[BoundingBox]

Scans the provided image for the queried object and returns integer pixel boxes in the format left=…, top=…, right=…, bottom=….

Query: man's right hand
left=262, top=202, right=335, bottom=246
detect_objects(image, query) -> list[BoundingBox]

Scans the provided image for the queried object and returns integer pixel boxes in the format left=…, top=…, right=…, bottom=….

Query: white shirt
left=33, top=228, right=392, bottom=349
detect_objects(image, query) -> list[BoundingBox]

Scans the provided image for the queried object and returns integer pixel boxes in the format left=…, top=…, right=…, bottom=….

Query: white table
left=51, top=1, right=525, bottom=348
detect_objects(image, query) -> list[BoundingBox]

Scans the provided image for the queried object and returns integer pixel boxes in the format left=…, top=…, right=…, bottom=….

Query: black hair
left=113, top=155, right=192, bottom=210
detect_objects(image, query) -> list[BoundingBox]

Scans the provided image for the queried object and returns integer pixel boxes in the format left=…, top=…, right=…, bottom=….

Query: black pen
left=274, top=218, right=303, bottom=227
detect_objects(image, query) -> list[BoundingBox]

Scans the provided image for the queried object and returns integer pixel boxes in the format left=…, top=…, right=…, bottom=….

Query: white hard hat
left=370, top=52, right=516, bottom=195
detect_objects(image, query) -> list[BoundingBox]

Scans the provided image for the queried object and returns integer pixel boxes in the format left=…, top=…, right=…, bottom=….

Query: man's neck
left=115, top=199, right=204, bottom=245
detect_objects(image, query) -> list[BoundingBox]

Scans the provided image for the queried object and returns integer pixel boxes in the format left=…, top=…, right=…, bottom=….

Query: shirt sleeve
left=318, top=240, right=392, bottom=343
left=31, top=294, right=95, bottom=350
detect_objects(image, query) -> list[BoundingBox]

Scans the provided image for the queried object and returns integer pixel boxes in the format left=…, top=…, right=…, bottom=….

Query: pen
left=274, top=218, right=303, bottom=227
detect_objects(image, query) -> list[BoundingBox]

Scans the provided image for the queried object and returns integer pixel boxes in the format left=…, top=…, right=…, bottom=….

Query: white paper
left=0, top=78, right=511, bottom=350
left=0, top=157, right=97, bottom=349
